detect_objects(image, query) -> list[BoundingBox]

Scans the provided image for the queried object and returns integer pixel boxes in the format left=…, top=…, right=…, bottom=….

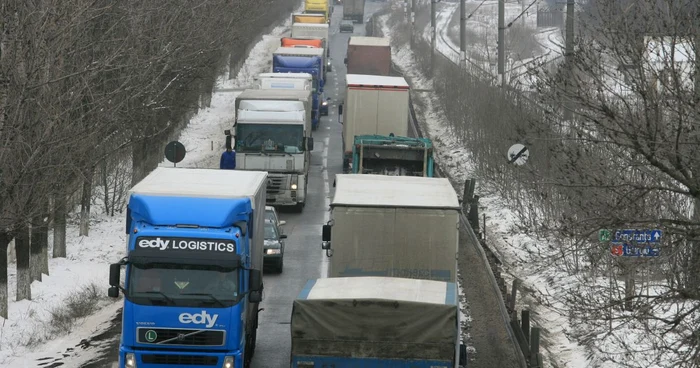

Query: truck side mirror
left=344, top=57, right=348, bottom=65
left=108, top=263, right=121, bottom=298
left=125, top=208, right=132, bottom=235
left=225, top=134, right=232, bottom=150
left=249, top=269, right=263, bottom=303
left=338, top=104, right=343, bottom=115
left=307, top=137, right=314, bottom=151
left=459, top=344, right=467, bottom=366
left=322, top=224, right=332, bottom=242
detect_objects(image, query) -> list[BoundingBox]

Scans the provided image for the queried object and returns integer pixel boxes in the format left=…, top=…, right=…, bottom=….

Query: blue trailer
left=291, top=276, right=467, bottom=367
left=272, top=53, right=323, bottom=130
left=108, top=167, right=267, bottom=368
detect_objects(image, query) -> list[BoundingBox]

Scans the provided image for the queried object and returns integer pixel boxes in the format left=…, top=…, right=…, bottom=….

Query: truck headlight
left=223, top=356, right=234, bottom=368
left=266, top=249, right=281, bottom=255
left=125, top=353, right=137, bottom=368
left=291, top=184, right=298, bottom=190
left=291, top=175, right=298, bottom=190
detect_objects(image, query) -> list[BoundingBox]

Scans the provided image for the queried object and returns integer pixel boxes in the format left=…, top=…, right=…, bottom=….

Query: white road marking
left=321, top=136, right=331, bottom=278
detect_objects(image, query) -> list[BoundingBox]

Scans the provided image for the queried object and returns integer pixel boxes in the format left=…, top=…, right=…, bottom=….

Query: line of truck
left=289, top=9, right=463, bottom=368
left=106, top=1, right=463, bottom=367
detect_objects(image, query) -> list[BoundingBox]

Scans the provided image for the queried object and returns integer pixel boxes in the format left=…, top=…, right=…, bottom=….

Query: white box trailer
left=291, top=276, right=466, bottom=367
left=128, top=167, right=267, bottom=277
left=255, top=72, right=313, bottom=91
left=234, top=89, right=313, bottom=133
left=290, top=23, right=330, bottom=48
left=321, top=174, right=460, bottom=283
left=339, top=74, right=410, bottom=172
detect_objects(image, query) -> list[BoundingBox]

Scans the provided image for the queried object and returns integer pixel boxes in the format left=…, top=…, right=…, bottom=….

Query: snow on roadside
left=0, top=15, right=293, bottom=368
left=380, top=10, right=592, bottom=368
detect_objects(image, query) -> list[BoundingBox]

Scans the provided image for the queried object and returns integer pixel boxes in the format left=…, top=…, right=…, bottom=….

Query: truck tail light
left=223, top=356, right=234, bottom=368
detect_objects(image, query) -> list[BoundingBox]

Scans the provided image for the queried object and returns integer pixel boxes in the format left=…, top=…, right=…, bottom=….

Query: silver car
left=265, top=206, right=286, bottom=232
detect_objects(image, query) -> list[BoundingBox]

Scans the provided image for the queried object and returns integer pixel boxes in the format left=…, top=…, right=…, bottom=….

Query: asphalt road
left=42, top=3, right=386, bottom=368
left=250, top=4, right=384, bottom=367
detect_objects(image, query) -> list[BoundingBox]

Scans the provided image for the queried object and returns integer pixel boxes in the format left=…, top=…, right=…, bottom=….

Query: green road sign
left=145, top=330, right=158, bottom=342
left=599, top=229, right=612, bottom=242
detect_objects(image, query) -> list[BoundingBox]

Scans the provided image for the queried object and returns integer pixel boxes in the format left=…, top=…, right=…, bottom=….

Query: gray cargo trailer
left=321, top=174, right=460, bottom=283
left=343, top=0, right=366, bottom=23
left=291, top=276, right=467, bottom=367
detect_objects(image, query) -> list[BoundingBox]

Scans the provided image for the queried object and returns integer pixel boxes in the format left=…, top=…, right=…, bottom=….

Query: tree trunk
left=79, top=168, right=94, bottom=236
left=131, top=132, right=145, bottom=187
left=0, top=231, right=11, bottom=319
left=102, top=159, right=111, bottom=215
left=15, top=225, right=31, bottom=301
left=30, top=216, right=42, bottom=282
left=39, top=204, right=49, bottom=276
left=53, top=192, right=67, bottom=258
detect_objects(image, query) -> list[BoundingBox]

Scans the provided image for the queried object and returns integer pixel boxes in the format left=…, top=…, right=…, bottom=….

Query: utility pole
left=563, top=0, right=575, bottom=120
left=459, top=0, right=466, bottom=68
left=521, top=0, right=526, bottom=26
left=410, top=0, right=416, bottom=49
left=498, top=0, right=505, bottom=88
left=431, top=0, right=437, bottom=75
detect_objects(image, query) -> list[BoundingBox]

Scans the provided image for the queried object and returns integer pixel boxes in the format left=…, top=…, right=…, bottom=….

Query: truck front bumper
left=119, top=347, right=242, bottom=368
left=267, top=189, right=304, bottom=206
left=266, top=174, right=306, bottom=206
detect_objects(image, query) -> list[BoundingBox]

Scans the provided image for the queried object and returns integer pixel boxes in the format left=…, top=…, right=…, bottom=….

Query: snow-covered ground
left=382, top=5, right=592, bottom=368
left=434, top=0, right=563, bottom=89
left=0, top=18, right=291, bottom=368
left=387, top=1, right=690, bottom=367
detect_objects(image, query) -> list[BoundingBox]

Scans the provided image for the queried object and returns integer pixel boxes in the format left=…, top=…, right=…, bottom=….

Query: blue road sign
left=622, top=244, right=660, bottom=257
left=611, top=229, right=663, bottom=244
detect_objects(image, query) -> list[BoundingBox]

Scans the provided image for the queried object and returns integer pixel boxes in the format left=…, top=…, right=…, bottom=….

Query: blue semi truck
left=272, top=52, right=324, bottom=130
left=352, top=134, right=435, bottom=177
left=108, top=167, right=267, bottom=368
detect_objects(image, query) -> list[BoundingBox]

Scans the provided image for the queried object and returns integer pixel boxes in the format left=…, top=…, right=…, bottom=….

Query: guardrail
left=369, top=11, right=541, bottom=367
left=405, top=90, right=530, bottom=368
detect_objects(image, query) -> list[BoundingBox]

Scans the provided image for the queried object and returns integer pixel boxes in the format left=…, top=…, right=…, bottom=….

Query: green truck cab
left=351, top=134, right=435, bottom=177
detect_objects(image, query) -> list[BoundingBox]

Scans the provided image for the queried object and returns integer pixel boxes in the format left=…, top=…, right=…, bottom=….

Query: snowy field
left=383, top=10, right=592, bottom=366
left=433, top=0, right=564, bottom=89
left=0, top=18, right=292, bottom=368
left=384, top=0, right=689, bottom=366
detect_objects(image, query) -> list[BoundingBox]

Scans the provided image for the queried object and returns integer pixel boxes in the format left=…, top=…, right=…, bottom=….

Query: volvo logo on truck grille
left=137, top=237, right=236, bottom=253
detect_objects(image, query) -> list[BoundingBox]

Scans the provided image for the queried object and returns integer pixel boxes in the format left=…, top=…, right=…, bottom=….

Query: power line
left=507, top=0, right=539, bottom=28
left=465, top=0, right=489, bottom=21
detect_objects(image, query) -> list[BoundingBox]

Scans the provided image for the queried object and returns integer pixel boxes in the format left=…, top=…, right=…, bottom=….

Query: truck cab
left=230, top=96, right=313, bottom=212
left=108, top=168, right=267, bottom=368
left=352, top=134, right=435, bottom=176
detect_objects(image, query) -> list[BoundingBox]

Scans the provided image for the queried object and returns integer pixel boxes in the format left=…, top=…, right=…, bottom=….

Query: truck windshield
left=127, top=263, right=239, bottom=308
left=236, top=124, right=305, bottom=153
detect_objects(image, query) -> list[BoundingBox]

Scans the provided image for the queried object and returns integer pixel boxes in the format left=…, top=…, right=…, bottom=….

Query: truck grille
left=136, top=327, right=225, bottom=346
left=141, top=354, right=218, bottom=365
left=266, top=175, right=288, bottom=195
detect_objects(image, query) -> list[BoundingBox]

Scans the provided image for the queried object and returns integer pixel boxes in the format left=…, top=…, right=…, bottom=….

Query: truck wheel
left=244, top=333, right=252, bottom=368
left=292, top=202, right=304, bottom=213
